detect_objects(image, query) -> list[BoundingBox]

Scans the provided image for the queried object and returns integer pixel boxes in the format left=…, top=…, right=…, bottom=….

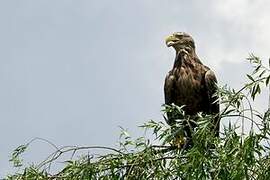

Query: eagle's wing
left=164, top=72, right=175, bottom=105
left=164, top=72, right=176, bottom=125
left=205, top=70, right=220, bottom=136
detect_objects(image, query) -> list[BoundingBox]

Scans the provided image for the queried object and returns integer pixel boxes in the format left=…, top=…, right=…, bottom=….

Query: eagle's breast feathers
left=164, top=62, right=211, bottom=116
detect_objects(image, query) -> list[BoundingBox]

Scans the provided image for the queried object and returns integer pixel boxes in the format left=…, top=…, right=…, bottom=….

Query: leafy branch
left=6, top=54, right=270, bottom=180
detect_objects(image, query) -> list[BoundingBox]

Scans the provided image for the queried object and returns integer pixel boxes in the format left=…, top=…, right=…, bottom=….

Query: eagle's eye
left=174, top=33, right=184, bottom=39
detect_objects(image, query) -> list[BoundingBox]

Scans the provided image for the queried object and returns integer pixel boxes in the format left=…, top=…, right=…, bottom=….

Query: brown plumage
left=164, top=32, right=219, bottom=138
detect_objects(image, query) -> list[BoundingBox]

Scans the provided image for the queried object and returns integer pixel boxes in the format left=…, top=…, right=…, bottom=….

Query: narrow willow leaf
left=246, top=74, right=255, bottom=82
left=266, top=76, right=270, bottom=86
left=259, top=69, right=266, bottom=77
left=254, top=65, right=261, bottom=74
left=255, top=84, right=261, bottom=95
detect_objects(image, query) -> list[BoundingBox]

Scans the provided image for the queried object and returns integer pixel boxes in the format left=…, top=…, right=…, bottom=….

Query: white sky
left=1, top=0, right=270, bottom=177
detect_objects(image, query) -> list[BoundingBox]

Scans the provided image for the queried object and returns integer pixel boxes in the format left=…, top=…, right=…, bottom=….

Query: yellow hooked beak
left=165, top=35, right=180, bottom=47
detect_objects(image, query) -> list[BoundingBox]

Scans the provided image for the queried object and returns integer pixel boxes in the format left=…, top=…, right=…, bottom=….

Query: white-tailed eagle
left=164, top=32, right=219, bottom=142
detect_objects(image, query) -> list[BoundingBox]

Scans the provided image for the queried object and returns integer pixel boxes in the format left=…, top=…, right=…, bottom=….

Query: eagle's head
left=165, top=32, right=195, bottom=53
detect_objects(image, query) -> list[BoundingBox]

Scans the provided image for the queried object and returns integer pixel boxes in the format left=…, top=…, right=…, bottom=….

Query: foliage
left=5, top=54, right=270, bottom=179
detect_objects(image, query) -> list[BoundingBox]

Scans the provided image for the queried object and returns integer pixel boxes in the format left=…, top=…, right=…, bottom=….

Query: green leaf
left=246, top=74, right=255, bottom=82
left=266, top=76, right=270, bottom=86
left=259, top=69, right=266, bottom=77
left=255, top=84, right=261, bottom=95
left=254, top=65, right=261, bottom=74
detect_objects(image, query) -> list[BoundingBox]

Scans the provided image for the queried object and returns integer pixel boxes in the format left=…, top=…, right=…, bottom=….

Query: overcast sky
left=1, top=0, right=270, bottom=177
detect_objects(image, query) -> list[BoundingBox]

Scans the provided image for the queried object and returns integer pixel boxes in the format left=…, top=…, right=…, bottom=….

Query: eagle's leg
left=170, top=118, right=198, bottom=149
